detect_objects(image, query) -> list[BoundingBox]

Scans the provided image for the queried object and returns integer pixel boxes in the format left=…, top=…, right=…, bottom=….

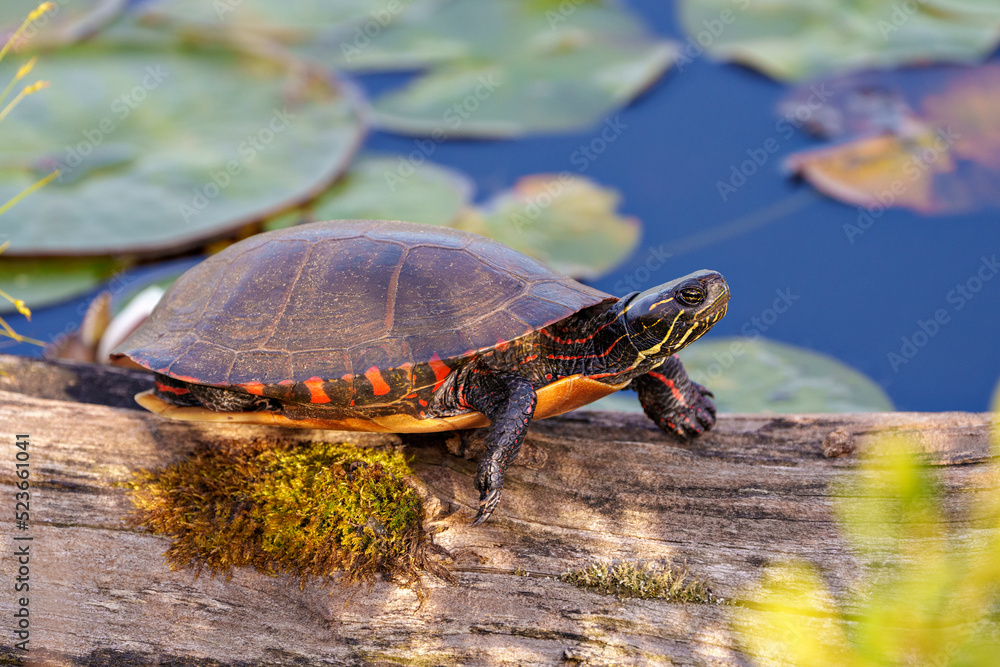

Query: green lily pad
left=135, top=0, right=381, bottom=34
left=0, top=42, right=364, bottom=256
left=677, top=337, right=893, bottom=413
left=371, top=43, right=674, bottom=137
left=266, top=153, right=473, bottom=230
left=264, top=166, right=637, bottom=280
left=0, top=255, right=125, bottom=313
left=367, top=0, right=675, bottom=137
left=450, top=174, right=640, bottom=279
left=679, top=0, right=1000, bottom=81
left=131, top=0, right=442, bottom=47
left=123, top=0, right=674, bottom=137
left=322, top=0, right=668, bottom=71
left=783, top=64, right=1000, bottom=215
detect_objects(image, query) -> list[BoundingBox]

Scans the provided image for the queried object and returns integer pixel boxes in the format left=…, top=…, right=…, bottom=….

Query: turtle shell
left=112, top=220, right=614, bottom=415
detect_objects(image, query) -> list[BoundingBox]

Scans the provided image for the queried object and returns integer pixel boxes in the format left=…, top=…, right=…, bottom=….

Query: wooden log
left=0, top=354, right=994, bottom=666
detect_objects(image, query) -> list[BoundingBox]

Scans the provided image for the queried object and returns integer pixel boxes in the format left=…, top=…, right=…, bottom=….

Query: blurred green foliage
left=734, top=400, right=1000, bottom=665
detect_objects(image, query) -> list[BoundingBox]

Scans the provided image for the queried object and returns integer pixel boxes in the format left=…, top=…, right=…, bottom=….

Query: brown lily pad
left=784, top=64, right=1000, bottom=215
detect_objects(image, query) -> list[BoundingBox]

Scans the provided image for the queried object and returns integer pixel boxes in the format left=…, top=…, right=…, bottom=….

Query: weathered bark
left=0, top=353, right=995, bottom=666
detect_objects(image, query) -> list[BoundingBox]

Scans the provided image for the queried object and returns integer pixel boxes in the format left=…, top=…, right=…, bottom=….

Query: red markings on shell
left=304, top=376, right=331, bottom=404
left=365, top=366, right=391, bottom=396
left=155, top=381, right=189, bottom=396
left=241, top=382, right=265, bottom=396
left=429, top=353, right=451, bottom=392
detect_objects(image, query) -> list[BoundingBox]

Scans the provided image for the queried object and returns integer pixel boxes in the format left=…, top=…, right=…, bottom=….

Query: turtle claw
left=471, top=488, right=503, bottom=526
left=636, top=363, right=719, bottom=442
left=662, top=381, right=717, bottom=441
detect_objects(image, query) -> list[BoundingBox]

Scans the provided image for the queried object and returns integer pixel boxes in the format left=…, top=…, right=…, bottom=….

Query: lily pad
left=450, top=174, right=640, bottom=279
left=367, top=0, right=675, bottom=137
left=123, top=0, right=674, bottom=137
left=785, top=128, right=956, bottom=214
left=131, top=0, right=442, bottom=49
left=784, top=64, right=1000, bottom=215
left=267, top=154, right=473, bottom=230
left=677, top=337, right=893, bottom=413
left=0, top=42, right=364, bottom=256
left=679, top=0, right=1000, bottom=81
left=371, top=43, right=674, bottom=137
left=265, top=160, right=636, bottom=280
left=134, top=0, right=386, bottom=35
left=0, top=255, right=125, bottom=313
left=325, top=0, right=669, bottom=70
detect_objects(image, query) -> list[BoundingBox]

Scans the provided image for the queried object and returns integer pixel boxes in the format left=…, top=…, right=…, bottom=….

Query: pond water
left=9, top=0, right=1000, bottom=412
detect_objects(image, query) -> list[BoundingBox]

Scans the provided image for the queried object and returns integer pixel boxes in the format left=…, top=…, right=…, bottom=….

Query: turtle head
left=622, top=270, right=729, bottom=360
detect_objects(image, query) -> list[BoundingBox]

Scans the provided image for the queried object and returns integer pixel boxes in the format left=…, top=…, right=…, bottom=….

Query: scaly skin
left=442, top=272, right=729, bottom=524
left=632, top=354, right=716, bottom=439
left=459, top=371, right=537, bottom=526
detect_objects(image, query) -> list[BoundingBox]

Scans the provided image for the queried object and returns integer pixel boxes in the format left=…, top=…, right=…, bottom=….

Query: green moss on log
left=560, top=560, right=722, bottom=603
left=127, top=439, right=443, bottom=587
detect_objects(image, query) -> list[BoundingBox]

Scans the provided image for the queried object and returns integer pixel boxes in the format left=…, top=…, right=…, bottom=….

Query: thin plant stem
left=0, top=168, right=59, bottom=218
left=0, top=3, right=56, bottom=65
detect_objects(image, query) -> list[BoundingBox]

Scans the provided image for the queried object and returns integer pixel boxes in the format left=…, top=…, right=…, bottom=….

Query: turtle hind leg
left=154, top=373, right=280, bottom=413
left=459, top=368, right=537, bottom=526
left=632, top=354, right=716, bottom=441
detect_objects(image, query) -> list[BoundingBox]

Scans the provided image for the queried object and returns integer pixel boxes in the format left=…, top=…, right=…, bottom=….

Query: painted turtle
left=112, top=220, right=729, bottom=524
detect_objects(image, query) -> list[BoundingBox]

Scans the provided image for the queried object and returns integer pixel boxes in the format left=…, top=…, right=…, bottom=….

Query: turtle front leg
left=632, top=354, right=716, bottom=440
left=459, top=369, right=537, bottom=525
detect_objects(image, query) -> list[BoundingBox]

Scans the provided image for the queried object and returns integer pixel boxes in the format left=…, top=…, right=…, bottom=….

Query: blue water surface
left=7, top=0, right=1000, bottom=411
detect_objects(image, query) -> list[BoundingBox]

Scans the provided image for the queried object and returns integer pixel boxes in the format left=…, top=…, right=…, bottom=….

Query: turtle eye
left=676, top=286, right=706, bottom=307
